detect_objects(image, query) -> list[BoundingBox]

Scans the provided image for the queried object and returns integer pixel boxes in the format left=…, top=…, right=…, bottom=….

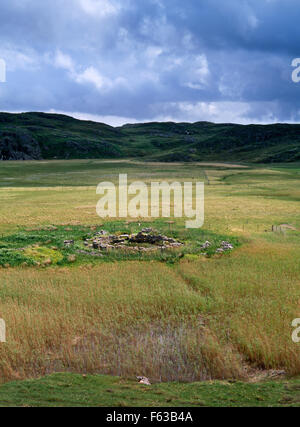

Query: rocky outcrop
left=0, top=130, right=42, bottom=160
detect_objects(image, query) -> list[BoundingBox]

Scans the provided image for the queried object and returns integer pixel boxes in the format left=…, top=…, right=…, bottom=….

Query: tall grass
left=178, top=240, right=300, bottom=375
left=0, top=161, right=300, bottom=383
left=1, top=239, right=300, bottom=382
left=0, top=262, right=242, bottom=382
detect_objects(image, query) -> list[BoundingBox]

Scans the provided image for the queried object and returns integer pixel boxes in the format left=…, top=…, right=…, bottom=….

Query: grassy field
left=1, top=373, right=300, bottom=407
left=0, top=159, right=300, bottom=406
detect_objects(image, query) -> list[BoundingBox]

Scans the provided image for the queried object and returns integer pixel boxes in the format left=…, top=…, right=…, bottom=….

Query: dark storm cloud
left=0, top=0, right=299, bottom=124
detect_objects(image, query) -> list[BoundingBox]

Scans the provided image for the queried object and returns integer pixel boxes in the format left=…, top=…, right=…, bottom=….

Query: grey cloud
left=0, top=0, right=299, bottom=124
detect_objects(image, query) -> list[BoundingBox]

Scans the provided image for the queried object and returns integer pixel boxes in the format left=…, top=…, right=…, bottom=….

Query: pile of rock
left=84, top=228, right=183, bottom=253
left=199, top=240, right=234, bottom=254
left=200, top=241, right=211, bottom=250
left=216, top=241, right=234, bottom=254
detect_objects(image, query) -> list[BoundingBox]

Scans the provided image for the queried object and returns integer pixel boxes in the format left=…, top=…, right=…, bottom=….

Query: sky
left=0, top=0, right=300, bottom=126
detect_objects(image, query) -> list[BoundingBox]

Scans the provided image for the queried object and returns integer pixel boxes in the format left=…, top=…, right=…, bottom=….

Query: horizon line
left=1, top=110, right=300, bottom=128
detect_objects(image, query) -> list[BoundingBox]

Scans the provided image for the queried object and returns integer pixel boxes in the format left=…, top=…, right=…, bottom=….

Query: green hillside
left=1, top=112, right=300, bottom=162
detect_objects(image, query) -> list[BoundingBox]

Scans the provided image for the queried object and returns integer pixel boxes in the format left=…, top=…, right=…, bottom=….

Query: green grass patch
left=0, top=373, right=300, bottom=407
left=0, top=221, right=240, bottom=268
left=23, top=246, right=64, bottom=265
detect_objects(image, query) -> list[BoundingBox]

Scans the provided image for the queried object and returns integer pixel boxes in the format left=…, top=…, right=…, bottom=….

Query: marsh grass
left=0, top=160, right=300, bottom=384
left=0, top=240, right=300, bottom=382
left=0, top=263, right=242, bottom=382
left=178, top=240, right=300, bottom=375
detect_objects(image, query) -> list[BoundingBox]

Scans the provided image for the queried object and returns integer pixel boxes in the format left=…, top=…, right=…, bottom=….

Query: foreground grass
left=0, top=242, right=300, bottom=383
left=1, top=373, right=300, bottom=407
left=0, top=160, right=300, bottom=406
left=0, top=262, right=239, bottom=383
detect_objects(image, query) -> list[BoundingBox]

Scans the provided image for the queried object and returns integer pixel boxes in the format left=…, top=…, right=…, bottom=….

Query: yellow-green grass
left=0, top=160, right=300, bottom=389
left=0, top=241, right=300, bottom=384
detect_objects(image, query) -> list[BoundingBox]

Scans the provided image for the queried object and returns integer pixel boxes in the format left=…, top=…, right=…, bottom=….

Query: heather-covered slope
left=1, top=112, right=300, bottom=162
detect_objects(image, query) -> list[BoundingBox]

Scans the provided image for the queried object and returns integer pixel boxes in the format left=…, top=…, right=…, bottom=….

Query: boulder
left=137, top=376, right=151, bottom=386
left=0, top=130, right=41, bottom=160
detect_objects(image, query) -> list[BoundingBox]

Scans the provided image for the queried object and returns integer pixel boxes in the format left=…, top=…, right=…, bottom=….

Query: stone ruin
left=62, top=227, right=234, bottom=257
left=83, top=228, right=184, bottom=253
left=200, top=240, right=234, bottom=254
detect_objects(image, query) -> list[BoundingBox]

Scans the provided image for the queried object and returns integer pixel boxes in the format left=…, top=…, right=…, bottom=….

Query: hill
left=1, top=112, right=300, bottom=162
